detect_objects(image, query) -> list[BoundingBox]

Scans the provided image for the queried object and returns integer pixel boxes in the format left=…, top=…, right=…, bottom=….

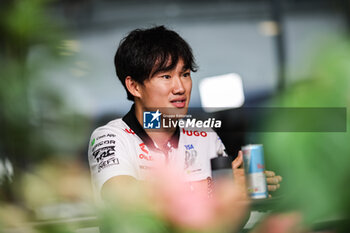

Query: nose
left=172, top=76, right=185, bottom=94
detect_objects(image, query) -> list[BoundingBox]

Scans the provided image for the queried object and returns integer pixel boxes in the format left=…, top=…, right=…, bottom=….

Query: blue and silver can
left=242, top=144, right=268, bottom=199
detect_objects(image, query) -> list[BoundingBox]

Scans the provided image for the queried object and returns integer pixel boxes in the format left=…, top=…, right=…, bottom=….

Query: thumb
left=232, top=150, right=243, bottom=169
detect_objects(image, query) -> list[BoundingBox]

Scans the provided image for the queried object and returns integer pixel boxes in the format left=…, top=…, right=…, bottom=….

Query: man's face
left=137, top=59, right=192, bottom=116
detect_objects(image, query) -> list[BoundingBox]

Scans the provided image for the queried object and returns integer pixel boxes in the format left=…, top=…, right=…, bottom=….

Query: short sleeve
left=88, top=128, right=138, bottom=194
left=212, top=133, right=228, bottom=158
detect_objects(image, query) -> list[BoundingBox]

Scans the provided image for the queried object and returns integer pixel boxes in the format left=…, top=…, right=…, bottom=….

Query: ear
left=125, top=76, right=142, bottom=98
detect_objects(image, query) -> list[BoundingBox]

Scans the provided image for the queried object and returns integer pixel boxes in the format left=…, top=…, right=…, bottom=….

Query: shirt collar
left=122, top=104, right=180, bottom=150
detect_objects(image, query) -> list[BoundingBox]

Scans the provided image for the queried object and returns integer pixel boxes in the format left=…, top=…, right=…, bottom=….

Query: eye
left=183, top=72, right=191, bottom=78
left=161, top=75, right=171, bottom=79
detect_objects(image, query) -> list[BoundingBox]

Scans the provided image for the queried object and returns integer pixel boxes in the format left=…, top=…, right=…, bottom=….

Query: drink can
left=242, top=144, right=268, bottom=199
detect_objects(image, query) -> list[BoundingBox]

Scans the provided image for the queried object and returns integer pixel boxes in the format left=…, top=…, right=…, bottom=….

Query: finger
left=232, top=151, right=243, bottom=169
left=268, top=184, right=280, bottom=191
left=276, top=175, right=283, bottom=182
left=267, top=177, right=279, bottom=185
left=265, top=170, right=276, bottom=177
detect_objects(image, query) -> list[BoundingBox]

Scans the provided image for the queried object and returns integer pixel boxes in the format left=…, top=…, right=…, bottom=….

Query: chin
left=177, top=107, right=188, bottom=116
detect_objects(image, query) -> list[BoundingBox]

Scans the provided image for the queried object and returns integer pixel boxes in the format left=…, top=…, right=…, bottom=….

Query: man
left=88, top=26, right=281, bottom=200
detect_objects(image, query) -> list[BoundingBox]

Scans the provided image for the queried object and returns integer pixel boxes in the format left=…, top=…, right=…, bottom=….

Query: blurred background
left=1, top=0, right=350, bottom=232
left=49, top=0, right=347, bottom=114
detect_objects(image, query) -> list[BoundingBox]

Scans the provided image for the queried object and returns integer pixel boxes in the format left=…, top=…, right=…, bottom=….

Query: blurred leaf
left=260, top=39, right=350, bottom=229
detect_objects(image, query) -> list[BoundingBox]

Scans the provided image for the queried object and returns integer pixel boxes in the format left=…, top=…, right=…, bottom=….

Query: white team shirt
left=88, top=107, right=227, bottom=197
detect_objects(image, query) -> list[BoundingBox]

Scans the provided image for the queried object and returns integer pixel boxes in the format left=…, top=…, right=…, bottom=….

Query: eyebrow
left=182, top=67, right=191, bottom=72
left=151, top=64, right=190, bottom=76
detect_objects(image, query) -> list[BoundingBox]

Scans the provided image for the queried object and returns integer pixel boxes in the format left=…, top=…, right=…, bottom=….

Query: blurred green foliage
left=0, top=0, right=89, bottom=190
left=0, top=1, right=92, bottom=231
left=99, top=205, right=170, bottom=233
left=261, top=38, right=350, bottom=231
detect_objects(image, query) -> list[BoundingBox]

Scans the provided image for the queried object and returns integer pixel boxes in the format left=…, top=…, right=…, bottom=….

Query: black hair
left=114, top=25, right=198, bottom=101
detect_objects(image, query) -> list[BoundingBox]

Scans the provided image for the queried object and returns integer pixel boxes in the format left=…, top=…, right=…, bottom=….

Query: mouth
left=170, top=99, right=186, bottom=108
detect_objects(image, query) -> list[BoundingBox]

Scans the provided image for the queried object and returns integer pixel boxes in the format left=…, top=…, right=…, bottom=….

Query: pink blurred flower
left=147, top=160, right=250, bottom=231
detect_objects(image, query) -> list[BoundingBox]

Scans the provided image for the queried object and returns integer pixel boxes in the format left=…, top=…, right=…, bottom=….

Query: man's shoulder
left=88, top=118, right=140, bottom=155
left=90, top=118, right=136, bottom=140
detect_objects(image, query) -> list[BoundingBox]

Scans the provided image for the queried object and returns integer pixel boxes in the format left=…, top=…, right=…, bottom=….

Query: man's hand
left=265, top=170, right=282, bottom=193
left=233, top=151, right=283, bottom=197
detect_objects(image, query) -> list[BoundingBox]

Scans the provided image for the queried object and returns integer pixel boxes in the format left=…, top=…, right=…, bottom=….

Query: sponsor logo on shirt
left=184, top=144, right=194, bottom=150
left=139, top=154, right=153, bottom=161
left=124, top=128, right=135, bottom=135
left=92, top=146, right=116, bottom=163
left=95, top=134, right=116, bottom=142
left=143, top=110, right=161, bottom=129
left=182, top=129, right=207, bottom=137
left=184, top=144, right=202, bottom=174
left=98, top=157, right=119, bottom=172
left=92, top=140, right=115, bottom=152
left=184, top=144, right=198, bottom=171
left=138, top=143, right=153, bottom=161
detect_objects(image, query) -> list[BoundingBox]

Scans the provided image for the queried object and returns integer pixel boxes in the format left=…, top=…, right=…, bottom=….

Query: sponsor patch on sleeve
left=92, top=145, right=119, bottom=172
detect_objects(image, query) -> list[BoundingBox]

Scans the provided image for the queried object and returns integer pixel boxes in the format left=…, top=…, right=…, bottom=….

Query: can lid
left=210, top=156, right=235, bottom=170
left=242, top=144, right=263, bottom=150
